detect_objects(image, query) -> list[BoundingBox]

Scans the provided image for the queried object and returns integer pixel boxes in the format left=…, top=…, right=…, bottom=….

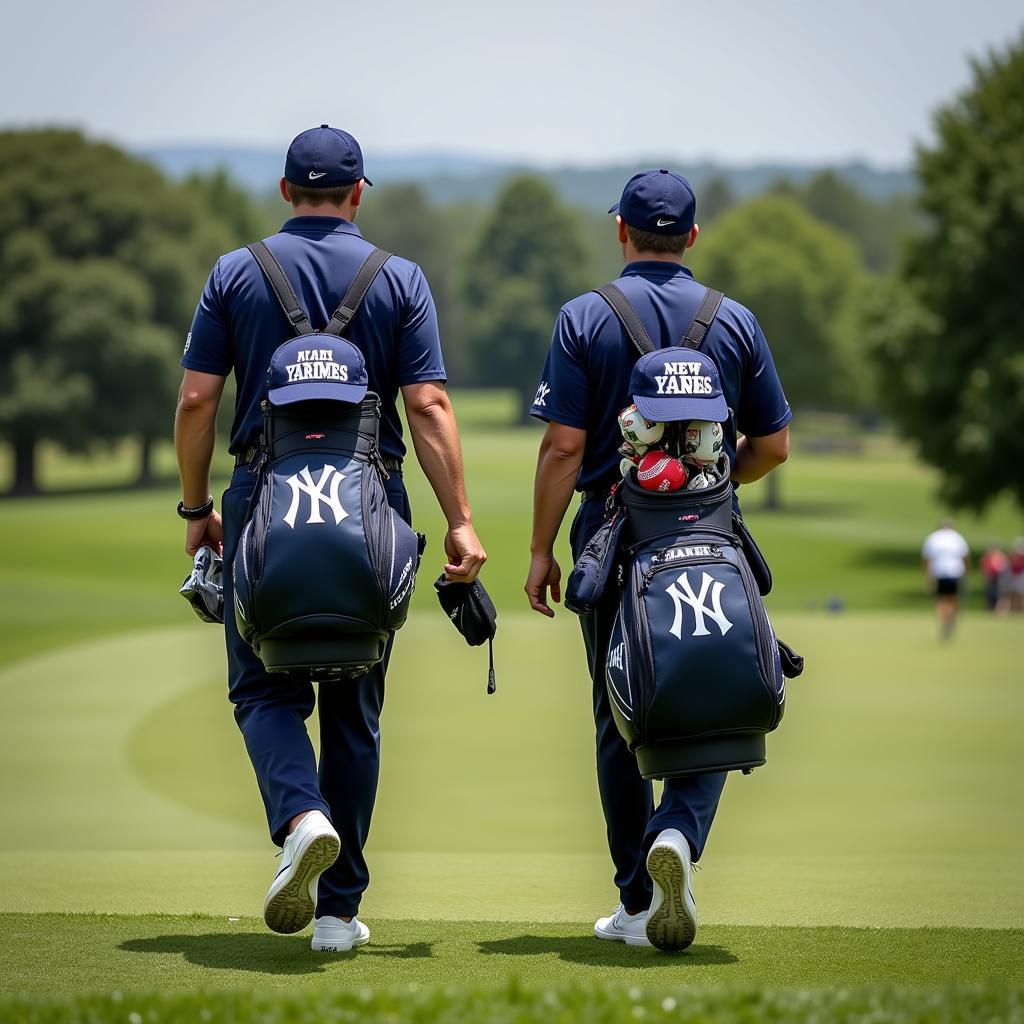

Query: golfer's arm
left=175, top=370, right=226, bottom=507
left=732, top=426, right=789, bottom=484
left=530, top=422, right=586, bottom=555
left=402, top=381, right=473, bottom=527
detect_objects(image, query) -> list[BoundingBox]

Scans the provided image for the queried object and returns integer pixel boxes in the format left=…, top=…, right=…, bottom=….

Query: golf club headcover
left=434, top=575, right=498, bottom=693
left=180, top=545, right=224, bottom=624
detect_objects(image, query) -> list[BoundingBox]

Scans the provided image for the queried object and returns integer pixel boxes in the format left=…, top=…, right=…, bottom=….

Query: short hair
left=286, top=181, right=356, bottom=207
left=625, top=223, right=689, bottom=255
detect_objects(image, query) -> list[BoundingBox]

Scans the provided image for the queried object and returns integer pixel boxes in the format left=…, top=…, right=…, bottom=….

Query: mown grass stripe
left=1, top=915, right=1021, bottom=993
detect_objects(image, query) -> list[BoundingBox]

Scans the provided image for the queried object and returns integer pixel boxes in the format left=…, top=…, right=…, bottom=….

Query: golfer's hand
left=444, top=523, right=486, bottom=582
left=525, top=553, right=561, bottom=617
left=185, top=510, right=223, bottom=558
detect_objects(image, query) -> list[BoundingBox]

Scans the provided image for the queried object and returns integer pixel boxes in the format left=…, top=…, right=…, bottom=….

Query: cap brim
left=607, top=202, right=619, bottom=215
left=634, top=393, right=729, bottom=424
left=362, top=176, right=373, bottom=187
left=268, top=381, right=368, bottom=406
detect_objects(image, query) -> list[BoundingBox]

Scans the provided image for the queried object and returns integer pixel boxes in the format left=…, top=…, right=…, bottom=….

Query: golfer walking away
left=921, top=518, right=970, bottom=639
left=525, top=170, right=791, bottom=950
left=174, top=125, right=485, bottom=952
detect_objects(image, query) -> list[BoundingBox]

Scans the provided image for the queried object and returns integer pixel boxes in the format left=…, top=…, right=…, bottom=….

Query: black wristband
left=177, top=497, right=214, bottom=521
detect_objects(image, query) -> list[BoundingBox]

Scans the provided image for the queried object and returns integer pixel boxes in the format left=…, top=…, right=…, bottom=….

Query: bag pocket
left=566, top=509, right=627, bottom=616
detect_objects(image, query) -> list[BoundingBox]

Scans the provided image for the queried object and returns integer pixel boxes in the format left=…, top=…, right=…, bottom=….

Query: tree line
left=2, top=32, right=1021, bottom=508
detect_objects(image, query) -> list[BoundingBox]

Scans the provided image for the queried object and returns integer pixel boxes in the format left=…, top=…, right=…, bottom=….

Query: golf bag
left=232, top=243, right=423, bottom=679
left=604, top=463, right=798, bottom=779
left=584, top=279, right=800, bottom=778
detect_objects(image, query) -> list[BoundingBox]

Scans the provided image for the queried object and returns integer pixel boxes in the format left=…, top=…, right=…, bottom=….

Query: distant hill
left=140, top=145, right=915, bottom=207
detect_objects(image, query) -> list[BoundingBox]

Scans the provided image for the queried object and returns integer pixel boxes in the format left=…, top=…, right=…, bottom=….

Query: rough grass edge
left=0, top=982, right=1021, bottom=1024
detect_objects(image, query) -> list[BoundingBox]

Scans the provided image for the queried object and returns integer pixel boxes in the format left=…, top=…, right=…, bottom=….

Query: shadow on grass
left=120, top=933, right=435, bottom=976
left=478, top=933, right=737, bottom=969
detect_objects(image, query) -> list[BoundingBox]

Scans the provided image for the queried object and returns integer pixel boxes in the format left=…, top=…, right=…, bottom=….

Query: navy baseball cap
left=284, top=125, right=373, bottom=188
left=629, top=346, right=728, bottom=422
left=609, top=169, right=696, bottom=235
left=267, top=336, right=368, bottom=406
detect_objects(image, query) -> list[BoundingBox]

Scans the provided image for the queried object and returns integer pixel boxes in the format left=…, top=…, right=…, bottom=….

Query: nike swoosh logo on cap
left=656, top=217, right=677, bottom=227
left=309, top=171, right=327, bottom=180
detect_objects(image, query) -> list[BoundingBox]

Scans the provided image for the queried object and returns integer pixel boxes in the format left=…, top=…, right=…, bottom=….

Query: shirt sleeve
left=397, top=265, right=447, bottom=386
left=181, top=258, right=232, bottom=376
left=922, top=534, right=935, bottom=559
left=530, top=309, right=589, bottom=429
left=736, top=315, right=792, bottom=438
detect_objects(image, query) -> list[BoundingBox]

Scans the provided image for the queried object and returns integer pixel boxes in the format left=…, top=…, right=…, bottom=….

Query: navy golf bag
left=232, top=242, right=423, bottom=679
left=569, top=277, right=801, bottom=779
left=604, top=464, right=789, bottom=778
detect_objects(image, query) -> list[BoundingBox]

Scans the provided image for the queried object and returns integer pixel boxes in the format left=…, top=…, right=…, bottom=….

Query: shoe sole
left=264, top=832, right=341, bottom=935
left=645, top=843, right=696, bottom=952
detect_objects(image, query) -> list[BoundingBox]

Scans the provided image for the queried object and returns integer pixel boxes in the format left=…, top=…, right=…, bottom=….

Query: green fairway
left=1, top=400, right=1022, bottom=1013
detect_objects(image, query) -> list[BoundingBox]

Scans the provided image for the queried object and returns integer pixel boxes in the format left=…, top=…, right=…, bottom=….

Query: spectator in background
left=921, top=518, right=970, bottom=639
left=979, top=543, right=1011, bottom=615
left=1009, top=538, right=1024, bottom=613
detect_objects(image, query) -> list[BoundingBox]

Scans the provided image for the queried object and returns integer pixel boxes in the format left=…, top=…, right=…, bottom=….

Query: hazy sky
left=3, top=0, right=1020, bottom=166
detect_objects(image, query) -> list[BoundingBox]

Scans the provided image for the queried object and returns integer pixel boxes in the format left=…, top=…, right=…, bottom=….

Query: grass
left=3, top=984, right=1021, bottom=1024
left=1, top=916, right=1022, bottom=991
left=0, top=396, right=1022, bottom=1017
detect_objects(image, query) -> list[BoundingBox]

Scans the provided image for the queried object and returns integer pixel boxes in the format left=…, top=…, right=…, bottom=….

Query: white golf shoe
left=645, top=828, right=697, bottom=951
left=594, top=903, right=651, bottom=946
left=311, top=915, right=371, bottom=952
left=263, top=810, right=340, bottom=935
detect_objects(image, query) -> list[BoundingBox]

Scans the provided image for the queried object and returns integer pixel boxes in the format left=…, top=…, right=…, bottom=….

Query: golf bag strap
left=681, top=288, right=725, bottom=349
left=595, top=283, right=656, bottom=356
left=322, top=248, right=393, bottom=337
left=247, top=241, right=315, bottom=336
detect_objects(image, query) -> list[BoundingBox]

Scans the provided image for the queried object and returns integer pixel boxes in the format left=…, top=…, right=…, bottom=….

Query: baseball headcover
left=434, top=575, right=498, bottom=693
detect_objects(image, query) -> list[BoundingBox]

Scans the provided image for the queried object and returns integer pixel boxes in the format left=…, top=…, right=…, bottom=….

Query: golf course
left=1, top=393, right=1021, bottom=1021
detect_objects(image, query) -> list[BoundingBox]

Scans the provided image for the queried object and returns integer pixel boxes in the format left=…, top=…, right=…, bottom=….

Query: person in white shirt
left=921, top=518, right=970, bottom=639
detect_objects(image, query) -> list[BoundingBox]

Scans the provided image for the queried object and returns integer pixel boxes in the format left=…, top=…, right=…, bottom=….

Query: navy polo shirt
left=182, top=216, right=446, bottom=462
left=531, top=261, right=791, bottom=491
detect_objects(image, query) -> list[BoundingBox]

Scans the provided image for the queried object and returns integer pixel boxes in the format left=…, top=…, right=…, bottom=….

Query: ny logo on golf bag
left=666, top=570, right=733, bottom=638
left=283, top=465, right=349, bottom=528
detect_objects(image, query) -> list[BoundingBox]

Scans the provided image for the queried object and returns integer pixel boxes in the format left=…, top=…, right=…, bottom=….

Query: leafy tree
left=691, top=195, right=870, bottom=508
left=462, top=177, right=590, bottom=420
left=693, top=194, right=870, bottom=414
left=0, top=130, right=233, bottom=492
left=868, top=35, right=1024, bottom=511
left=697, top=175, right=736, bottom=224
left=796, top=170, right=916, bottom=273
left=357, top=185, right=464, bottom=379
left=187, top=167, right=272, bottom=247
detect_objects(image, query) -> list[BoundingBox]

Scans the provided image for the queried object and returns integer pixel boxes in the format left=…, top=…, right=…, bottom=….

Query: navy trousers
left=570, top=496, right=727, bottom=914
left=221, top=465, right=412, bottom=919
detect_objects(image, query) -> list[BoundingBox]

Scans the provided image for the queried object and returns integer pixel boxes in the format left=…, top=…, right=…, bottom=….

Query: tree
left=691, top=195, right=870, bottom=508
left=693, top=194, right=870, bottom=413
left=462, top=177, right=590, bottom=420
left=0, top=130, right=234, bottom=492
left=697, top=175, right=736, bottom=224
left=867, top=35, right=1024, bottom=511
left=357, top=185, right=463, bottom=379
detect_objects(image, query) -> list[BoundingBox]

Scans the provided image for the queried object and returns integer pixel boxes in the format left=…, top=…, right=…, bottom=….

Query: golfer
left=921, top=518, right=970, bottom=638
left=525, top=170, right=790, bottom=950
left=174, top=125, right=485, bottom=952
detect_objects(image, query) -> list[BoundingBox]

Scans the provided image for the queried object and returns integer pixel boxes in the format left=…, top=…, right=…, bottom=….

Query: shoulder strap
left=681, top=288, right=725, bottom=349
left=322, top=248, right=393, bottom=337
left=594, top=283, right=656, bottom=356
left=247, top=241, right=315, bottom=336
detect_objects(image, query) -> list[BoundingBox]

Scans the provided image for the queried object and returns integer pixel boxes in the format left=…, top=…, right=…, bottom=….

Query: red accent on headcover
left=305, top=433, right=326, bottom=440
